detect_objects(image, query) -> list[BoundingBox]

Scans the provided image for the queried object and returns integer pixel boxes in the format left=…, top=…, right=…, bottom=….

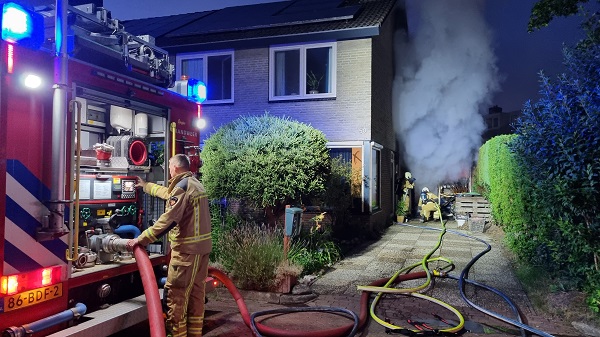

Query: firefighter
left=418, top=187, right=439, bottom=222
left=126, top=154, right=212, bottom=337
left=403, top=172, right=416, bottom=218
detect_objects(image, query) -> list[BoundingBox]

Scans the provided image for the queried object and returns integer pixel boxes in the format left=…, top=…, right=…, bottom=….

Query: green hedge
left=477, top=43, right=600, bottom=312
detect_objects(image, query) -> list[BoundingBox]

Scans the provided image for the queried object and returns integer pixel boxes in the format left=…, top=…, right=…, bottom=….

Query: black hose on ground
left=400, top=223, right=555, bottom=337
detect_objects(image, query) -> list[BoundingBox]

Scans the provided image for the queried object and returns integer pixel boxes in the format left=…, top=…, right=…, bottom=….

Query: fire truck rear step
left=46, top=290, right=164, bottom=337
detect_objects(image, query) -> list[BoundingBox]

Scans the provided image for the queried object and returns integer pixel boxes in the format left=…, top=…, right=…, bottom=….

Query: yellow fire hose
left=356, top=202, right=465, bottom=333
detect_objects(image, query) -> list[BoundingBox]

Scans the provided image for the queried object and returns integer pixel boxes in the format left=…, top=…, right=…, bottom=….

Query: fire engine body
left=0, top=1, right=203, bottom=335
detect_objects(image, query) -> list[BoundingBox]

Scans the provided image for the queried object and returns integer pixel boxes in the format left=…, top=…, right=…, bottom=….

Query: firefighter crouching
left=127, top=154, right=212, bottom=337
left=418, top=187, right=439, bottom=222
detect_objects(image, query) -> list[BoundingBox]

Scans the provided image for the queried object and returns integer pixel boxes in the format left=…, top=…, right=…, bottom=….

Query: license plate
left=2, top=283, right=63, bottom=312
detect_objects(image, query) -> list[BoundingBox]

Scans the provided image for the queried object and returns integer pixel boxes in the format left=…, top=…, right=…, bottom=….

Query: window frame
left=175, top=50, right=234, bottom=104
left=269, top=42, right=337, bottom=101
left=370, top=143, right=382, bottom=212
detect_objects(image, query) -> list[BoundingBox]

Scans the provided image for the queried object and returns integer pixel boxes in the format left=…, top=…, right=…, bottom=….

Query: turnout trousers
left=164, top=250, right=210, bottom=337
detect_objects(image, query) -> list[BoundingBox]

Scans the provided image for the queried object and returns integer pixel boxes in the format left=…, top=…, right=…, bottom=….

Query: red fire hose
left=208, top=267, right=428, bottom=337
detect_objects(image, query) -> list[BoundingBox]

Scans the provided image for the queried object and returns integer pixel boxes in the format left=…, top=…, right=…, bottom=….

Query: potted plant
left=307, top=70, right=323, bottom=94
left=274, top=260, right=303, bottom=293
left=396, top=198, right=408, bottom=223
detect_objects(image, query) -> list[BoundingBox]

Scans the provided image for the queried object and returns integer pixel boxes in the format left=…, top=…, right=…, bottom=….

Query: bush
left=317, top=156, right=360, bottom=236
left=209, top=201, right=241, bottom=263
left=215, top=224, right=286, bottom=291
left=201, top=113, right=331, bottom=225
left=510, top=44, right=600, bottom=310
left=288, top=226, right=341, bottom=276
left=474, top=136, right=545, bottom=263
left=513, top=71, right=600, bottom=262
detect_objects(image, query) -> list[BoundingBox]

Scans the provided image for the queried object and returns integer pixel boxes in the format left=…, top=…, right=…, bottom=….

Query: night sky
left=103, top=0, right=584, bottom=112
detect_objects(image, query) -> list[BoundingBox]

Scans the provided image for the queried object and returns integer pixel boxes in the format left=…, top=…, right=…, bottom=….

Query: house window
left=176, top=51, right=234, bottom=103
left=330, top=148, right=352, bottom=163
left=371, top=147, right=381, bottom=210
left=492, top=117, right=499, bottom=128
left=328, top=144, right=363, bottom=211
left=269, top=42, right=336, bottom=101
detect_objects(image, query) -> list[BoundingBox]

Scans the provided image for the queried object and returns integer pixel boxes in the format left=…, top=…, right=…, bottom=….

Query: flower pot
left=396, top=215, right=405, bottom=223
left=309, top=90, right=319, bottom=94
left=276, top=275, right=297, bottom=294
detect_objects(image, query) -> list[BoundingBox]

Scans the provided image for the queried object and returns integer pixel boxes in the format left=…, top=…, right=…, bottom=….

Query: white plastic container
left=110, top=106, right=133, bottom=132
left=135, top=113, right=148, bottom=137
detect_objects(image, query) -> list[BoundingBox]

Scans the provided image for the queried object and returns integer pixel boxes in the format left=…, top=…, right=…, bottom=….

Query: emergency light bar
left=1, top=2, right=44, bottom=49
left=187, top=78, right=207, bottom=103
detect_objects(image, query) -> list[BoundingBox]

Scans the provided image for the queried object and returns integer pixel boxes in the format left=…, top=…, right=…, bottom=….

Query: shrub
left=215, top=224, right=286, bottom=291
left=288, top=226, right=341, bottom=276
left=510, top=43, right=600, bottom=311
left=209, top=201, right=241, bottom=263
left=201, top=113, right=331, bottom=225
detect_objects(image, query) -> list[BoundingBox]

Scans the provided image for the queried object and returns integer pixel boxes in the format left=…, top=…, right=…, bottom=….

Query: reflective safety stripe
left=172, top=329, right=187, bottom=337
left=171, top=233, right=211, bottom=244
left=142, top=228, right=158, bottom=242
left=194, top=203, right=200, bottom=237
left=150, top=184, right=161, bottom=197
left=187, top=327, right=203, bottom=336
left=183, top=254, right=200, bottom=310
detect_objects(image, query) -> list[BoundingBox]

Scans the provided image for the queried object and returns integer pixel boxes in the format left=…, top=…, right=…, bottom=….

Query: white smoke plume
left=393, top=0, right=499, bottom=191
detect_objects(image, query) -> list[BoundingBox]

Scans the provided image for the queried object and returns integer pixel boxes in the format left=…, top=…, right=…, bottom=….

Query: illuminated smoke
left=393, top=0, right=499, bottom=191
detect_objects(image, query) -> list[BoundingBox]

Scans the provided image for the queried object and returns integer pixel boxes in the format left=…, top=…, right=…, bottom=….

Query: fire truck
left=0, top=1, right=205, bottom=335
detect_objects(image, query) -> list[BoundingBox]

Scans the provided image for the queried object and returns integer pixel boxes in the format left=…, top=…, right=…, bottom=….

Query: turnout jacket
left=137, top=171, right=212, bottom=255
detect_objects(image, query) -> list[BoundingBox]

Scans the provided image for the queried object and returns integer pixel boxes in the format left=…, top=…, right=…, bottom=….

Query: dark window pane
left=330, top=148, right=352, bottom=163
left=207, top=55, right=232, bottom=100
left=306, top=47, right=331, bottom=94
left=181, top=58, right=204, bottom=80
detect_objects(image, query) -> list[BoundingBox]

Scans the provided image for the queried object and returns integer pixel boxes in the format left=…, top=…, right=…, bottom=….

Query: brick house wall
left=365, top=5, right=399, bottom=231
left=192, top=7, right=401, bottom=233
left=199, top=39, right=373, bottom=144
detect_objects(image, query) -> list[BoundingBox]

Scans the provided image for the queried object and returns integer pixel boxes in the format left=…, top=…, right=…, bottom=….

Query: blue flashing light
left=1, top=2, right=44, bottom=49
left=187, top=79, right=206, bottom=103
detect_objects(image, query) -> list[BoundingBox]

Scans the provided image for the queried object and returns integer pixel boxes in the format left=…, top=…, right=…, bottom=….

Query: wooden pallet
left=454, top=195, right=491, bottom=221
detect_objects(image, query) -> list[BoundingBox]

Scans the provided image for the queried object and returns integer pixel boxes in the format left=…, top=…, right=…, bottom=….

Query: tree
left=528, top=0, right=585, bottom=31
left=201, top=114, right=331, bottom=225
left=529, top=0, right=600, bottom=45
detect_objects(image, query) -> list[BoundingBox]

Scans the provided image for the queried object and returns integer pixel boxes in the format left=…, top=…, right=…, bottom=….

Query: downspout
left=42, top=0, right=70, bottom=240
